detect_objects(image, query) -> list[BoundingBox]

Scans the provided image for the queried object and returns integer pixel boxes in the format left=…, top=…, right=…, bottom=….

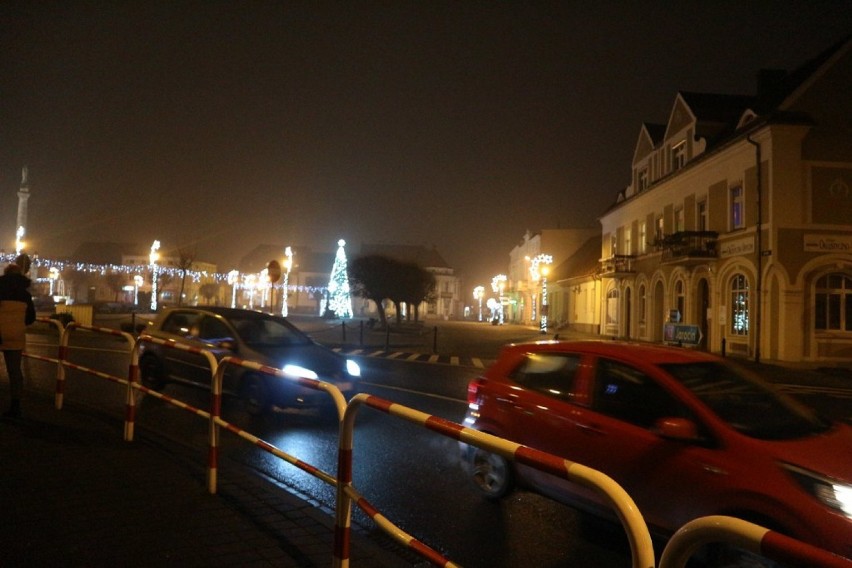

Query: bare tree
left=175, top=247, right=197, bottom=306
left=104, top=271, right=127, bottom=302
left=199, top=282, right=220, bottom=305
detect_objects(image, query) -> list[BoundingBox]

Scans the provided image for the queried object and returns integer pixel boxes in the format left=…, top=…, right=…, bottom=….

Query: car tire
left=242, top=374, right=270, bottom=416
left=470, top=446, right=514, bottom=499
left=139, top=355, right=166, bottom=391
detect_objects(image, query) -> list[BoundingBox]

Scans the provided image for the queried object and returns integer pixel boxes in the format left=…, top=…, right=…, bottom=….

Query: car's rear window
left=660, top=362, right=831, bottom=440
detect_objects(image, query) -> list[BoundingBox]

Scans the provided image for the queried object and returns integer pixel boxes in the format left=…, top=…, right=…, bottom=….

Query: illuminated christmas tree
left=326, top=239, right=353, bottom=318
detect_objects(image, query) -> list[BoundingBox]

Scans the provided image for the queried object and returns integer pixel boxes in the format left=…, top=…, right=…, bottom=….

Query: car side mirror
left=654, top=417, right=699, bottom=442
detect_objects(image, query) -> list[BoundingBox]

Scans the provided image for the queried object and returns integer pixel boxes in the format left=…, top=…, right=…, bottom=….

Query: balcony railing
left=656, top=231, right=718, bottom=264
left=598, top=255, right=636, bottom=277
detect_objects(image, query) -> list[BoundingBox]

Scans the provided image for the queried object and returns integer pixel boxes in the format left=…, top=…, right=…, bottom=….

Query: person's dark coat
left=0, top=271, right=36, bottom=351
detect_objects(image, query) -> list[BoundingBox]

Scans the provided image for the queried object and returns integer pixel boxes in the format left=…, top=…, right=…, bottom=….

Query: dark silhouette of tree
left=104, top=271, right=127, bottom=302
left=349, top=255, right=399, bottom=327
left=199, top=282, right=220, bottom=305
left=174, top=247, right=196, bottom=306
left=398, top=262, right=436, bottom=322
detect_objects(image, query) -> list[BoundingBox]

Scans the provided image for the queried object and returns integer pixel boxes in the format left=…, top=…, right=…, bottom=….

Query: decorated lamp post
left=48, top=267, right=59, bottom=296
left=282, top=246, right=293, bottom=317
left=530, top=254, right=553, bottom=333
left=473, top=285, right=485, bottom=322
left=149, top=240, right=161, bottom=312
left=228, top=270, right=239, bottom=308
left=133, top=274, right=143, bottom=305
left=491, top=274, right=507, bottom=325
left=15, top=226, right=25, bottom=255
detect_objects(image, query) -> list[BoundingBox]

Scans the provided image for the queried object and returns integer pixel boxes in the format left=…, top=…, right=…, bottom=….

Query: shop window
left=730, top=273, right=749, bottom=336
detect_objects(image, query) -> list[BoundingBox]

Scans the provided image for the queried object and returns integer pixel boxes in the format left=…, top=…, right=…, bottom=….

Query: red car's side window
left=509, top=352, right=582, bottom=402
left=592, top=358, right=682, bottom=429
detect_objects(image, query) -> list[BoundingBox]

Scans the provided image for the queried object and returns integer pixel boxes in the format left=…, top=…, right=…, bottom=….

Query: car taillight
left=467, top=378, right=485, bottom=405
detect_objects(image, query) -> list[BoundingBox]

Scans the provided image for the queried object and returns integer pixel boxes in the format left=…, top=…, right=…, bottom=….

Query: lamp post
left=48, top=267, right=59, bottom=296
left=473, top=286, right=484, bottom=322
left=530, top=254, right=553, bottom=333
left=149, top=240, right=160, bottom=312
left=133, top=274, right=143, bottom=305
left=228, top=270, right=239, bottom=308
left=282, top=246, right=293, bottom=317
left=491, top=274, right=507, bottom=325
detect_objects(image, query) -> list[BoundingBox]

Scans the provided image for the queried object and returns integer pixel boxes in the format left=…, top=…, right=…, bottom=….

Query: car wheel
left=242, top=374, right=270, bottom=416
left=470, top=446, right=514, bottom=499
left=139, top=355, right=166, bottom=391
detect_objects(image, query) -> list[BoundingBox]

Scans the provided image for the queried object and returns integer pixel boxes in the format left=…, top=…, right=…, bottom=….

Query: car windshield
left=660, top=362, right=831, bottom=440
left=227, top=313, right=312, bottom=348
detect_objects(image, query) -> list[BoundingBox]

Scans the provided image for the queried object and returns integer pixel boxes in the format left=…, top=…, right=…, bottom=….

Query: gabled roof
left=632, top=123, right=666, bottom=164
left=358, top=243, right=451, bottom=269
left=551, top=236, right=602, bottom=282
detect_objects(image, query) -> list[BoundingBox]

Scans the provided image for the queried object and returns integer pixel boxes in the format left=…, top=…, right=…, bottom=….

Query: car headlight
left=346, top=359, right=361, bottom=377
left=784, top=463, right=852, bottom=518
left=282, top=364, right=318, bottom=380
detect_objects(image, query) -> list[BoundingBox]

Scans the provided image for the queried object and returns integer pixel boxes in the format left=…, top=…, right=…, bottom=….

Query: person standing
left=0, top=254, right=36, bottom=418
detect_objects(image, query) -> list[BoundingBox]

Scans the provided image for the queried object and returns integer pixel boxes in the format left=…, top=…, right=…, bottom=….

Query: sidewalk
left=0, top=389, right=420, bottom=568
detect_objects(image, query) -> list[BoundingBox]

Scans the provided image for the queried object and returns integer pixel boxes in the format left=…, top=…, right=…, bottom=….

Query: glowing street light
left=228, top=270, right=240, bottom=308
left=530, top=254, right=553, bottom=333
left=133, top=274, right=144, bottom=305
left=491, top=274, right=507, bottom=325
left=473, top=285, right=485, bottom=322
left=15, top=226, right=25, bottom=255
left=150, top=240, right=161, bottom=311
left=282, top=246, right=293, bottom=317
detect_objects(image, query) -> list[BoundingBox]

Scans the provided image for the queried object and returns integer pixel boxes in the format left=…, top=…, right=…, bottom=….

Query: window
left=730, top=273, right=749, bottom=336
left=639, top=222, right=647, bottom=254
left=697, top=200, right=708, bottom=231
left=675, top=207, right=685, bottom=232
left=593, top=359, right=680, bottom=428
left=606, top=288, right=619, bottom=326
left=510, top=353, right=582, bottom=402
left=638, top=284, right=646, bottom=324
left=815, top=273, right=852, bottom=332
left=672, top=142, right=686, bottom=171
left=624, top=227, right=632, bottom=255
left=610, top=234, right=617, bottom=256
left=674, top=280, right=685, bottom=322
left=655, top=216, right=664, bottom=243
left=730, top=186, right=744, bottom=230
left=638, top=168, right=649, bottom=192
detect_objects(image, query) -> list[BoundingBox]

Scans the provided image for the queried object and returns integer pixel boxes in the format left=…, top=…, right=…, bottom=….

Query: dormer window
left=672, top=142, right=686, bottom=171
left=637, top=168, right=649, bottom=192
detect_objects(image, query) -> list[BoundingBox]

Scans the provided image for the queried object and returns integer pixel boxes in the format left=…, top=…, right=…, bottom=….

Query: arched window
left=674, top=279, right=685, bottom=322
left=606, top=288, right=619, bottom=326
left=730, top=273, right=749, bottom=336
left=815, top=273, right=852, bottom=332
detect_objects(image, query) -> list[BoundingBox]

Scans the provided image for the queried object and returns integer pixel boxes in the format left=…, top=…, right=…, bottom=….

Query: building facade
left=597, top=38, right=852, bottom=362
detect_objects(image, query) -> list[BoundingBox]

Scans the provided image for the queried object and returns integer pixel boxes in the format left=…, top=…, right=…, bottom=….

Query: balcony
left=657, top=231, right=718, bottom=264
left=598, top=255, right=636, bottom=277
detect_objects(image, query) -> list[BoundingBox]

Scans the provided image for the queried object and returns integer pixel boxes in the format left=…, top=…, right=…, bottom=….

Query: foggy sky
left=2, top=1, right=851, bottom=288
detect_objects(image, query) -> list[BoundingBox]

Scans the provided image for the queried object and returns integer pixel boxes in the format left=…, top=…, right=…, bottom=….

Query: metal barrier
left=207, top=355, right=346, bottom=494
left=659, top=515, right=852, bottom=568
left=22, top=317, right=66, bottom=367
left=333, top=393, right=656, bottom=568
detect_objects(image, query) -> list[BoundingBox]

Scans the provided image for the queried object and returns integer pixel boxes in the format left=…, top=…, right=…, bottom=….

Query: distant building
left=597, top=37, right=852, bottom=362
left=357, top=243, right=462, bottom=319
left=506, top=228, right=598, bottom=324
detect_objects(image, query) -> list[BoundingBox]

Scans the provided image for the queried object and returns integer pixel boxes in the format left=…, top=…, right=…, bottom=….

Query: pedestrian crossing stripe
left=332, top=346, right=493, bottom=369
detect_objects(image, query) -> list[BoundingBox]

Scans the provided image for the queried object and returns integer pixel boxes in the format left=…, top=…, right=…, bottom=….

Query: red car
left=462, top=340, right=852, bottom=561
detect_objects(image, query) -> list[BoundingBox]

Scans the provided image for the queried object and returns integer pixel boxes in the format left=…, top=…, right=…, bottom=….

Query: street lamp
left=491, top=274, right=507, bottom=325
left=150, top=240, right=160, bottom=312
left=282, top=246, right=293, bottom=317
left=133, top=274, right=143, bottom=305
left=530, top=254, right=553, bottom=333
left=228, top=270, right=240, bottom=308
left=48, top=267, right=60, bottom=296
left=473, top=286, right=485, bottom=322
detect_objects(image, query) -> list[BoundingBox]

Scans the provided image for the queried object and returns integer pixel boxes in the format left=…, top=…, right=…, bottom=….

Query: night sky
left=2, top=2, right=851, bottom=287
